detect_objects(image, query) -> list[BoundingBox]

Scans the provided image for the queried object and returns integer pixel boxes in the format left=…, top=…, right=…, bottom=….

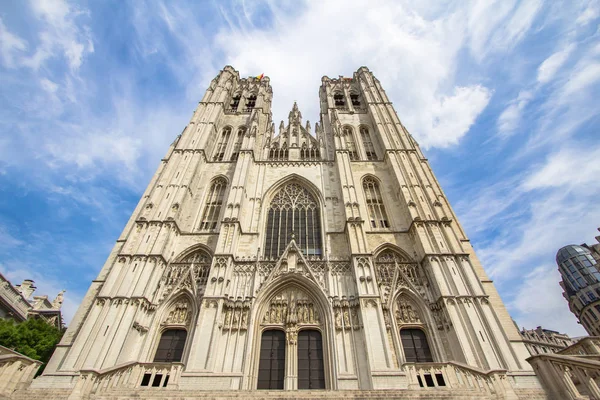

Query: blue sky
left=0, top=0, right=599, bottom=336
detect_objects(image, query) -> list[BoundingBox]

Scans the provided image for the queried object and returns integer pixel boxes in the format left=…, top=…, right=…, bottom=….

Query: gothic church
left=29, top=66, right=546, bottom=399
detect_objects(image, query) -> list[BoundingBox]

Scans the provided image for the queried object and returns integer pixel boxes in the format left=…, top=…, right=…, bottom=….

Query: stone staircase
left=10, top=388, right=548, bottom=400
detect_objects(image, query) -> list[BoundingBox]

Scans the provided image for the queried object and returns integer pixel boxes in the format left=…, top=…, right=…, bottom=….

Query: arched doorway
left=252, top=283, right=331, bottom=390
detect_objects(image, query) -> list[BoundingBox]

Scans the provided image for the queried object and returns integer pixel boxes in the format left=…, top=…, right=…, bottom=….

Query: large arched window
left=360, top=126, right=377, bottom=160
left=213, top=127, right=232, bottom=161
left=154, top=329, right=187, bottom=362
left=264, top=182, right=322, bottom=259
left=363, top=177, right=389, bottom=228
left=199, top=178, right=227, bottom=231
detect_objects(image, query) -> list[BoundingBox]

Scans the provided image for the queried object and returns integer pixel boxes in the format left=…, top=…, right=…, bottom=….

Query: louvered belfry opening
left=153, top=329, right=187, bottom=362
left=257, top=330, right=286, bottom=390
left=400, top=329, right=433, bottom=362
left=298, top=330, right=325, bottom=390
left=264, top=182, right=322, bottom=259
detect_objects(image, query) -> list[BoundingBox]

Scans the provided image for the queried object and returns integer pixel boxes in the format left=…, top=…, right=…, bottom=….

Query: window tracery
left=343, top=126, right=359, bottom=160
left=300, top=143, right=320, bottom=160
left=363, top=177, right=389, bottom=228
left=213, top=127, right=232, bottom=161
left=269, top=143, right=288, bottom=160
left=200, top=178, right=227, bottom=231
left=230, top=94, right=241, bottom=112
left=231, top=127, right=245, bottom=161
left=264, top=183, right=322, bottom=259
left=360, top=126, right=377, bottom=160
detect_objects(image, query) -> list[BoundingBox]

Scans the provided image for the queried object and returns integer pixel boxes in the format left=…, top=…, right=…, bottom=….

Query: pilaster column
left=285, top=325, right=299, bottom=390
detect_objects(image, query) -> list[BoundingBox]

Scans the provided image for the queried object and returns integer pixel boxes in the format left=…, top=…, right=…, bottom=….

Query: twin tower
left=34, top=66, right=545, bottom=398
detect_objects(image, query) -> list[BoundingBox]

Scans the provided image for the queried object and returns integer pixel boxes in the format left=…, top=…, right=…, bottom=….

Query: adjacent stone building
left=520, top=326, right=577, bottom=355
left=0, top=273, right=64, bottom=329
left=26, top=66, right=545, bottom=399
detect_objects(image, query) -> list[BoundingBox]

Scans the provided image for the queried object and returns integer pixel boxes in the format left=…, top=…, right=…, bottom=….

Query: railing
left=0, top=345, right=42, bottom=396
left=528, top=353, right=600, bottom=400
left=68, top=362, right=184, bottom=399
left=403, top=361, right=515, bottom=397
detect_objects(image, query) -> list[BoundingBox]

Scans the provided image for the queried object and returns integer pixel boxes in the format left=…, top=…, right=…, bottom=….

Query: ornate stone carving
left=221, top=298, right=251, bottom=331
left=262, top=288, right=320, bottom=327
left=164, top=300, right=190, bottom=325
left=332, top=296, right=362, bottom=330
left=395, top=296, right=421, bottom=325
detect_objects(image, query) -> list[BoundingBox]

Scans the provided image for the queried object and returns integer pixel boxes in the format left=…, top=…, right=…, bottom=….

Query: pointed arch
left=261, top=177, right=324, bottom=259
left=390, top=289, right=440, bottom=364
left=373, top=244, right=413, bottom=263
left=246, top=274, right=335, bottom=390
left=149, top=290, right=198, bottom=364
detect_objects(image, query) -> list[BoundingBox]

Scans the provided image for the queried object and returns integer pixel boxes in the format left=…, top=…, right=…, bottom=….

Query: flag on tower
left=256, top=73, right=264, bottom=81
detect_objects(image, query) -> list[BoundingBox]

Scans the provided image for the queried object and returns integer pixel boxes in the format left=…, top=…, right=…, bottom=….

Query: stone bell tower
left=22, top=66, right=545, bottom=400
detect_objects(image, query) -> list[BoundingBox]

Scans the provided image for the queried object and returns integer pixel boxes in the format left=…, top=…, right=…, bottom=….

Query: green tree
left=0, top=317, right=63, bottom=364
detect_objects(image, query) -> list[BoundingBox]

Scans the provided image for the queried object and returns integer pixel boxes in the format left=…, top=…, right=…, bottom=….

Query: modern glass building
left=557, top=244, right=600, bottom=335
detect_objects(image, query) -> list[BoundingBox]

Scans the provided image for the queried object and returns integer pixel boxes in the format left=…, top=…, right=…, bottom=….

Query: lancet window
left=199, top=178, right=227, bottom=231
left=300, top=143, right=320, bottom=160
left=213, top=127, right=232, bottom=161
left=343, top=126, right=359, bottom=161
left=264, top=182, right=322, bottom=259
left=363, top=177, right=389, bottom=228
left=350, top=92, right=360, bottom=107
left=269, top=143, right=288, bottom=161
left=231, top=127, right=245, bottom=161
left=360, top=126, right=377, bottom=160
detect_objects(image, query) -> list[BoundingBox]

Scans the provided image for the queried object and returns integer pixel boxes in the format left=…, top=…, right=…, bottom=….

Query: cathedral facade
left=32, top=66, right=544, bottom=398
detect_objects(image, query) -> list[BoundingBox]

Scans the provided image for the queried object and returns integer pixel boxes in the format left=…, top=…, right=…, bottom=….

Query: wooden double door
left=257, top=329, right=325, bottom=390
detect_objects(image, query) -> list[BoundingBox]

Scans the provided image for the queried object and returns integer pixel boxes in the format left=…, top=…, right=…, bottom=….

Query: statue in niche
left=343, top=309, right=350, bottom=327
left=308, top=303, right=315, bottom=323
left=166, top=301, right=189, bottom=325
left=241, top=310, right=248, bottom=329
left=232, top=309, right=240, bottom=325
left=335, top=309, right=342, bottom=329
left=351, top=307, right=360, bottom=327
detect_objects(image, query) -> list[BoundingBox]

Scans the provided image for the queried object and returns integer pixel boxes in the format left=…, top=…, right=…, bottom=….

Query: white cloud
left=562, top=62, right=600, bottom=97
left=537, top=44, right=576, bottom=84
left=424, top=85, right=492, bottom=148
left=215, top=1, right=492, bottom=149
left=496, top=90, right=533, bottom=137
left=522, top=146, right=600, bottom=190
left=511, top=266, right=586, bottom=336
left=467, top=0, right=543, bottom=61
left=22, top=0, right=93, bottom=71
left=0, top=18, right=27, bottom=68
left=576, top=1, right=600, bottom=26
left=40, top=77, right=59, bottom=93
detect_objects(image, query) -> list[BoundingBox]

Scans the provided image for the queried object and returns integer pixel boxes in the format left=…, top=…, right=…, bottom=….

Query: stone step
left=10, top=388, right=495, bottom=400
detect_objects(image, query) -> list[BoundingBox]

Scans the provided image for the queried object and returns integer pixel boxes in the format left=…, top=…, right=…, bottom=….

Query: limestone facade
left=30, top=66, right=544, bottom=398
